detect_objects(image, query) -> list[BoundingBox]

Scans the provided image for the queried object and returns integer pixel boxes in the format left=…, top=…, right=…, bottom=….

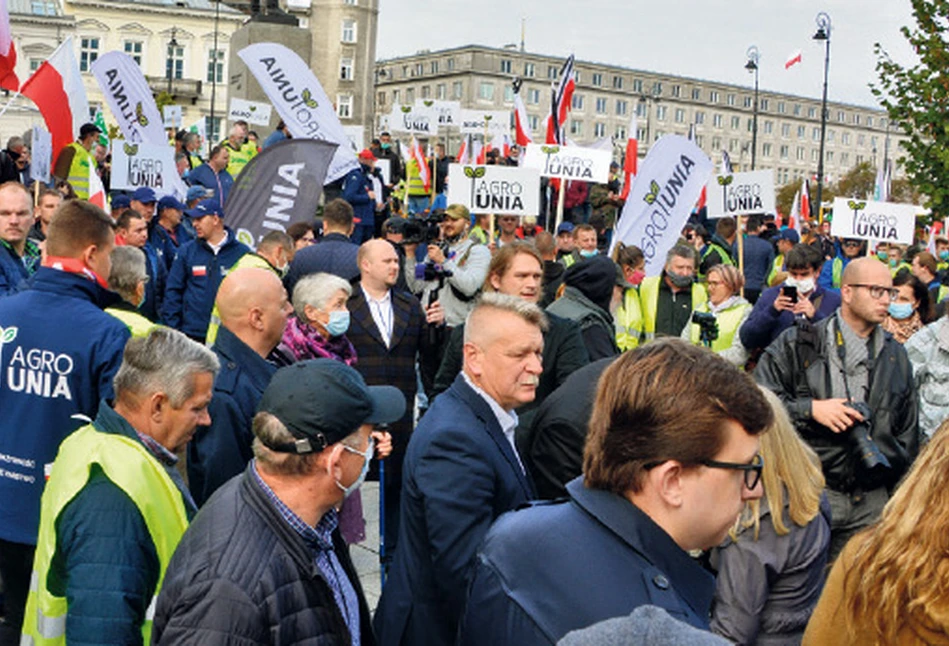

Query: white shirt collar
left=462, top=372, right=519, bottom=439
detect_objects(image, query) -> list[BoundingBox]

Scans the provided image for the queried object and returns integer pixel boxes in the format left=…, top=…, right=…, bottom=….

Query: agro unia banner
left=91, top=52, right=167, bottom=144
left=610, top=135, right=714, bottom=277
left=238, top=42, right=358, bottom=184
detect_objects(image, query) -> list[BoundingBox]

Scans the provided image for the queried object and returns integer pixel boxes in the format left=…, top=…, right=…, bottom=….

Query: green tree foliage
left=834, top=161, right=876, bottom=199
left=872, top=0, right=949, bottom=217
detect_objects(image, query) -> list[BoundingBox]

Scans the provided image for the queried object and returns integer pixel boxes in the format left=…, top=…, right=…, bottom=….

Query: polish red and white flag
left=0, top=0, right=18, bottom=91
left=88, top=159, right=108, bottom=213
left=620, top=113, right=638, bottom=200
left=513, top=90, right=533, bottom=147
left=785, top=50, right=803, bottom=70
left=20, top=37, right=90, bottom=156
left=456, top=134, right=470, bottom=165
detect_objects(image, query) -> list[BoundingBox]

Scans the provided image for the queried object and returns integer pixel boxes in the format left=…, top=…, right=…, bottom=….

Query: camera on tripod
left=691, top=311, right=719, bottom=347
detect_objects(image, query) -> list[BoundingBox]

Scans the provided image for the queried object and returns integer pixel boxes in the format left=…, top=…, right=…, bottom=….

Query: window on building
left=592, top=72, right=602, bottom=86
left=808, top=106, right=816, bottom=119
left=731, top=115, right=740, bottom=129
left=793, top=104, right=801, bottom=116
left=337, top=94, right=352, bottom=119
left=594, top=122, right=606, bottom=138
left=503, top=86, right=513, bottom=103
left=837, top=110, right=845, bottom=122
left=406, top=88, right=414, bottom=102
left=31, top=1, right=57, bottom=14
left=797, top=147, right=805, bottom=161
left=570, top=120, right=583, bottom=136
left=401, top=65, right=409, bottom=78
left=595, top=97, right=607, bottom=114
left=857, top=134, right=865, bottom=147
left=343, top=0, right=357, bottom=5
left=759, top=98, right=769, bottom=111
left=841, top=152, right=849, bottom=166
left=204, top=116, right=222, bottom=145
left=779, top=144, right=789, bottom=159
left=692, top=87, right=701, bottom=101
left=376, top=91, right=385, bottom=106
left=812, top=149, right=819, bottom=161
left=856, top=154, right=864, bottom=164
left=479, top=82, right=494, bottom=101
left=165, top=41, right=184, bottom=80
left=694, top=111, right=705, bottom=125
left=729, top=139, right=739, bottom=153
left=777, top=101, right=786, bottom=114
left=727, top=93, right=736, bottom=106
left=392, top=89, right=400, bottom=103
left=709, top=90, right=720, bottom=103
left=712, top=113, right=723, bottom=128
left=528, top=88, right=540, bottom=104
left=653, top=130, right=663, bottom=142
left=123, top=41, right=143, bottom=66
left=341, top=19, right=356, bottom=42
left=414, top=63, right=423, bottom=77
left=827, top=130, right=835, bottom=143
left=615, top=125, right=627, bottom=140
left=827, top=151, right=834, bottom=162
left=632, top=79, right=643, bottom=93
left=616, top=99, right=627, bottom=116
left=500, top=59, right=512, bottom=74
left=671, top=84, right=681, bottom=98
left=339, top=57, right=354, bottom=81
left=29, top=58, right=43, bottom=72
left=763, top=120, right=773, bottom=135
left=572, top=94, right=584, bottom=110
left=80, top=37, right=99, bottom=72
left=653, top=81, right=662, bottom=95
left=813, top=127, right=820, bottom=141
left=436, top=83, right=446, bottom=99
left=712, top=136, right=722, bottom=151
left=636, top=101, right=646, bottom=117
left=871, top=135, right=878, bottom=149
left=867, top=116, right=874, bottom=127
left=524, top=62, right=535, bottom=77
left=762, top=143, right=772, bottom=157
left=744, top=96, right=752, bottom=108
left=656, top=105, right=667, bottom=120
left=781, top=123, right=790, bottom=137
left=797, top=125, right=806, bottom=139
left=674, top=108, right=685, bottom=123
left=421, top=85, right=430, bottom=99
left=548, top=65, right=558, bottom=79
left=447, top=58, right=455, bottom=71
left=694, top=134, right=703, bottom=147
left=529, top=115, right=539, bottom=130
left=842, top=132, right=851, bottom=145
left=613, top=75, right=624, bottom=89
left=207, top=48, right=225, bottom=83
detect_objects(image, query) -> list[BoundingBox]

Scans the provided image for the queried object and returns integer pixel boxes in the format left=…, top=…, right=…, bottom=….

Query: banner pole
left=737, top=216, right=745, bottom=298
left=0, top=91, right=21, bottom=121
left=555, top=180, right=566, bottom=232
left=429, top=138, right=437, bottom=207
left=33, top=175, right=40, bottom=207
left=489, top=213, right=496, bottom=248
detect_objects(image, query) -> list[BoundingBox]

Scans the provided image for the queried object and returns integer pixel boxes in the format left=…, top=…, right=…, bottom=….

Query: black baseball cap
left=257, top=359, right=406, bottom=454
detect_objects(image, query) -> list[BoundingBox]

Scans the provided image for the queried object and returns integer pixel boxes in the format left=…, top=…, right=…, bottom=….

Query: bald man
left=756, top=256, right=918, bottom=559
left=375, top=293, right=544, bottom=646
left=187, top=267, right=292, bottom=505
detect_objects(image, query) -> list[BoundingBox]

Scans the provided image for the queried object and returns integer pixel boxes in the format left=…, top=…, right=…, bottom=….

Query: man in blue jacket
left=374, top=294, right=544, bottom=646
left=161, top=199, right=249, bottom=344
left=740, top=243, right=840, bottom=354
left=284, top=198, right=359, bottom=294
left=186, top=145, right=233, bottom=204
left=149, top=195, right=193, bottom=272
left=0, top=182, right=41, bottom=298
left=187, top=267, right=290, bottom=506
left=818, top=237, right=864, bottom=291
left=343, top=149, right=378, bottom=245
left=0, top=199, right=130, bottom=642
left=457, top=339, right=773, bottom=645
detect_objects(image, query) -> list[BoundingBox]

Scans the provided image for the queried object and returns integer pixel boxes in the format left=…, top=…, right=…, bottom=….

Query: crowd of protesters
left=0, top=120, right=948, bottom=646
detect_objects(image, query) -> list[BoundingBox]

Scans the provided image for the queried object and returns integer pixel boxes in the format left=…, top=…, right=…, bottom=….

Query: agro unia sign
left=705, top=169, right=776, bottom=218
left=522, top=143, right=612, bottom=183
left=830, top=197, right=918, bottom=245
left=447, top=164, right=540, bottom=216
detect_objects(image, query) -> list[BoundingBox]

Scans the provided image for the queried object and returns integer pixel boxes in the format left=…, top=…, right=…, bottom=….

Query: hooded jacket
left=546, top=256, right=619, bottom=360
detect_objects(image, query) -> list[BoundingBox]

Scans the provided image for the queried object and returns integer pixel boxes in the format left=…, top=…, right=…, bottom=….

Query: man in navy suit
left=374, top=292, right=545, bottom=646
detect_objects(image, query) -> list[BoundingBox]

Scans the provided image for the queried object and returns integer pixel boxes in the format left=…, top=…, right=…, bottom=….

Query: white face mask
left=335, top=437, right=374, bottom=499
left=786, top=276, right=816, bottom=295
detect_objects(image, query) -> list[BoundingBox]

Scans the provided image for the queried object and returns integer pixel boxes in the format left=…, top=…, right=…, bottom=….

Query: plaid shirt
left=252, top=461, right=360, bottom=646
left=134, top=430, right=197, bottom=515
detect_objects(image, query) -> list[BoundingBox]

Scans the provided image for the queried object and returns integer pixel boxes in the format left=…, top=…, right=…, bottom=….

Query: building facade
left=374, top=45, right=902, bottom=187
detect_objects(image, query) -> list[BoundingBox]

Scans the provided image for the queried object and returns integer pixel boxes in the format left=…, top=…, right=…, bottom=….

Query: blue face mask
left=336, top=437, right=374, bottom=499
left=888, top=302, right=914, bottom=320
left=325, top=310, right=350, bottom=337
left=579, top=249, right=598, bottom=258
left=940, top=250, right=949, bottom=262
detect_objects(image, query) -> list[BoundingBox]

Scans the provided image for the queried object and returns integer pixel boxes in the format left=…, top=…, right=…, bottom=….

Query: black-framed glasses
left=700, top=453, right=764, bottom=490
left=848, top=283, right=899, bottom=301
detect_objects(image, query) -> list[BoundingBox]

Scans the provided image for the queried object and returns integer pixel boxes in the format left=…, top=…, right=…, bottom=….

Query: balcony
left=145, top=76, right=203, bottom=104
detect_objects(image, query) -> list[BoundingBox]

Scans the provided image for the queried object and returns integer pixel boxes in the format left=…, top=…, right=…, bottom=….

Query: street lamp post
left=813, top=12, right=832, bottom=220
left=166, top=27, right=178, bottom=96
left=638, top=86, right=661, bottom=152
left=745, top=45, right=760, bottom=171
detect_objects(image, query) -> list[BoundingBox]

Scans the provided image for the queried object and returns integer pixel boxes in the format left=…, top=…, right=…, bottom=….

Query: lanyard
left=833, top=315, right=875, bottom=402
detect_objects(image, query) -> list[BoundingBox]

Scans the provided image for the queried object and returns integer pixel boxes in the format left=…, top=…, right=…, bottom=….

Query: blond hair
left=732, top=388, right=825, bottom=541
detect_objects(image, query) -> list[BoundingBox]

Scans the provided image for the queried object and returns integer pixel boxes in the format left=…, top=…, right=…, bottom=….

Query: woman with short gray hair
left=274, top=272, right=356, bottom=367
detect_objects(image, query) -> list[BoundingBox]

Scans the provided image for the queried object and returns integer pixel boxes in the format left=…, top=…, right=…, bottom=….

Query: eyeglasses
left=701, top=453, right=764, bottom=490
left=706, top=280, right=724, bottom=288
left=342, top=436, right=375, bottom=464
left=842, top=241, right=862, bottom=248
left=848, top=283, right=899, bottom=301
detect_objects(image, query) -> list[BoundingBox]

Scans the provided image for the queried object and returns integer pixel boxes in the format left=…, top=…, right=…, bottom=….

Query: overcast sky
left=376, top=0, right=918, bottom=109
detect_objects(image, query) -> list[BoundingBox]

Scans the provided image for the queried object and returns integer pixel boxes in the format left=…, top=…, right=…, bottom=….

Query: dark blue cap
left=185, top=198, right=223, bottom=219
left=111, top=194, right=131, bottom=210
left=557, top=222, right=575, bottom=234
left=186, top=185, right=211, bottom=202
left=158, top=195, right=186, bottom=212
left=776, top=228, right=800, bottom=244
left=131, top=186, right=157, bottom=203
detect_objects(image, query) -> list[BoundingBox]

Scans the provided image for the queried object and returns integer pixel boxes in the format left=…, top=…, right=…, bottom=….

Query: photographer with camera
left=681, top=264, right=752, bottom=366
left=403, top=203, right=491, bottom=393
left=755, top=258, right=919, bottom=560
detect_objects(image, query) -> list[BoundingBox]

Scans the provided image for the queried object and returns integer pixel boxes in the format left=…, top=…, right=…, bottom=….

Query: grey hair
left=292, top=272, right=352, bottom=320
left=463, top=292, right=548, bottom=345
left=108, top=246, right=148, bottom=302
left=113, top=328, right=220, bottom=407
left=252, top=411, right=362, bottom=477
left=666, top=244, right=696, bottom=264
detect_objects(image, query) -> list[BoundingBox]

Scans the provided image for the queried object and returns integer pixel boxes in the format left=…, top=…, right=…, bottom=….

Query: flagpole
left=429, top=138, right=437, bottom=207
left=737, top=216, right=745, bottom=298
left=555, top=180, right=566, bottom=232
left=33, top=173, right=40, bottom=206
left=0, top=90, right=21, bottom=121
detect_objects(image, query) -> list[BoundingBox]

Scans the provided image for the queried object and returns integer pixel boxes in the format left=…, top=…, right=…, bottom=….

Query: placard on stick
left=830, top=197, right=918, bottom=245
left=447, top=163, right=540, bottom=216
left=705, top=169, right=776, bottom=218
left=521, top=143, right=612, bottom=183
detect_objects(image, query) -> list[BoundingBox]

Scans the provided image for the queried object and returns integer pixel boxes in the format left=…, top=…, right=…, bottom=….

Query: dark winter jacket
left=546, top=256, right=619, bottom=360
left=342, top=165, right=376, bottom=229
left=0, top=238, right=37, bottom=297
left=738, top=234, right=776, bottom=292
left=160, top=229, right=249, bottom=339
left=754, top=314, right=919, bottom=493
left=285, top=232, right=360, bottom=295
left=153, top=464, right=375, bottom=646
left=139, top=242, right=166, bottom=322
left=149, top=220, right=195, bottom=272
left=739, top=284, right=840, bottom=353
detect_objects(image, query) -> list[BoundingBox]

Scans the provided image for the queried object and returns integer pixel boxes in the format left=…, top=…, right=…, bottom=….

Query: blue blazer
left=374, top=374, right=535, bottom=646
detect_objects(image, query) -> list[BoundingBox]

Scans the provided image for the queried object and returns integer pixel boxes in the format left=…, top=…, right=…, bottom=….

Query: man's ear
left=650, top=461, right=686, bottom=509
left=149, top=392, right=170, bottom=424
left=463, top=342, right=484, bottom=378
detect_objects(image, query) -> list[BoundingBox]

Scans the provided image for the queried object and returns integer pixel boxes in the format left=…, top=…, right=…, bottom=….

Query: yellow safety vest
left=638, top=276, right=708, bottom=342
left=938, top=285, right=949, bottom=304
left=767, top=254, right=785, bottom=287
left=223, top=141, right=258, bottom=179
left=890, top=261, right=911, bottom=278
left=205, top=252, right=279, bottom=346
left=615, top=287, right=643, bottom=352
left=687, top=299, right=752, bottom=354
left=105, top=307, right=158, bottom=338
left=699, top=243, right=734, bottom=280
left=832, top=257, right=844, bottom=289
left=561, top=253, right=577, bottom=268
left=21, top=425, right=188, bottom=646
left=406, top=158, right=430, bottom=197
left=64, top=143, right=95, bottom=201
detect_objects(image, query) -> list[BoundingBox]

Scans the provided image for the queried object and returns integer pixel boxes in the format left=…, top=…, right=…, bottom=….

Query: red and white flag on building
left=513, top=85, right=533, bottom=147
left=0, top=0, right=18, bottom=91
left=456, top=134, right=471, bottom=165
left=20, top=37, right=90, bottom=156
left=620, top=113, right=638, bottom=200
left=545, top=54, right=575, bottom=145
left=785, top=50, right=803, bottom=70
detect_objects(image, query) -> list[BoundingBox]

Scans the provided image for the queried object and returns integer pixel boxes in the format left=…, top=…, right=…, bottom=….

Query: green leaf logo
left=135, top=102, right=149, bottom=127
left=644, top=180, right=660, bottom=205
left=474, top=167, right=486, bottom=178
left=236, top=228, right=255, bottom=248
left=123, top=142, right=139, bottom=156
left=541, top=145, right=560, bottom=155
left=717, top=175, right=734, bottom=186
left=301, top=89, right=319, bottom=109
left=464, top=166, right=475, bottom=178
left=401, top=105, right=412, bottom=113
left=484, top=115, right=493, bottom=122
left=423, top=100, right=434, bottom=107
left=0, top=326, right=17, bottom=344
left=249, top=105, right=257, bottom=112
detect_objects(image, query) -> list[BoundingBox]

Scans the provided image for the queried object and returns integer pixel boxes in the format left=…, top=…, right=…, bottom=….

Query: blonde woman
left=711, top=388, right=831, bottom=645
left=681, top=264, right=752, bottom=366
left=803, top=419, right=949, bottom=645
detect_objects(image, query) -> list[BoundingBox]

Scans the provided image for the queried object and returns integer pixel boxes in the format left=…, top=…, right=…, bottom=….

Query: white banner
left=376, top=158, right=391, bottom=185
left=29, top=126, right=52, bottom=184
left=111, top=142, right=179, bottom=197
left=388, top=104, right=438, bottom=136
left=830, top=197, right=918, bottom=245
left=459, top=109, right=509, bottom=135
left=163, top=105, right=182, bottom=129
left=237, top=42, right=358, bottom=184
left=91, top=51, right=167, bottom=144
left=610, top=135, right=714, bottom=276
left=342, top=125, right=364, bottom=151
left=228, top=97, right=273, bottom=126
left=415, top=99, right=462, bottom=127
left=521, top=143, right=613, bottom=183
left=705, top=169, right=776, bottom=218
left=447, top=163, right=540, bottom=216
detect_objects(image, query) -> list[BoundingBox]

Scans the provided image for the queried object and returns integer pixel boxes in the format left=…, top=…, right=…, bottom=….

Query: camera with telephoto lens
left=691, top=311, right=719, bottom=347
left=402, top=210, right=447, bottom=246
left=845, top=401, right=891, bottom=473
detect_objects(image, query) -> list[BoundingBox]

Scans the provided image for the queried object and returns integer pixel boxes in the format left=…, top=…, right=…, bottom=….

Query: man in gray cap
left=153, top=359, right=404, bottom=645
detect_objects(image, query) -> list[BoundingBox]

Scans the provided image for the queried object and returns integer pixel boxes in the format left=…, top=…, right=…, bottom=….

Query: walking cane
left=377, top=423, right=390, bottom=587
